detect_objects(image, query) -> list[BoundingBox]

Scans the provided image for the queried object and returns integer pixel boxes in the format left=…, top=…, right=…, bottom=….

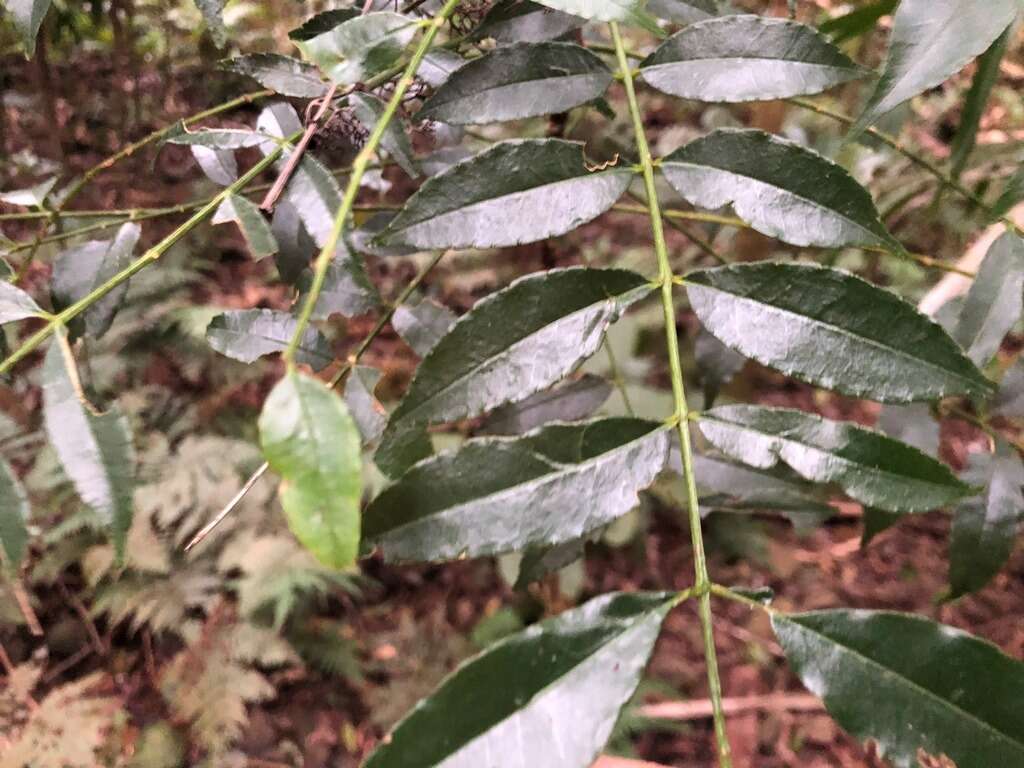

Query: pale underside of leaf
left=661, top=129, right=898, bottom=251
left=640, top=15, right=866, bottom=102
left=699, top=406, right=970, bottom=513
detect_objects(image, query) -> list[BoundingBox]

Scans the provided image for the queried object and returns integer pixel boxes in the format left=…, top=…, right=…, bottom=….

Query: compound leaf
left=686, top=262, right=993, bottom=402
left=379, top=139, right=634, bottom=250
left=699, top=405, right=972, bottom=513
left=364, top=591, right=674, bottom=768
left=661, top=129, right=901, bottom=251
left=366, top=418, right=668, bottom=562
left=420, top=42, right=613, bottom=125
left=774, top=609, right=1024, bottom=768
left=259, top=371, right=362, bottom=569
left=640, top=15, right=866, bottom=102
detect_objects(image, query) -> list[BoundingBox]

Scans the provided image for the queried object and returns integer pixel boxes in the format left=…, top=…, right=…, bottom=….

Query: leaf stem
left=0, top=137, right=299, bottom=375
left=283, top=0, right=463, bottom=365
left=610, top=22, right=733, bottom=767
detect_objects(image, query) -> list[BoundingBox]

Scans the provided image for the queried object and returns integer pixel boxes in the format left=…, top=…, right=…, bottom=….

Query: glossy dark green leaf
left=259, top=370, right=362, bottom=569
left=277, top=152, right=344, bottom=249
left=194, top=0, right=227, bottom=46
left=0, top=177, right=56, bottom=207
left=694, top=327, right=744, bottom=408
left=221, top=53, right=326, bottom=99
left=379, top=140, right=634, bottom=250
left=420, top=43, right=612, bottom=125
left=190, top=144, right=237, bottom=185
left=950, top=29, right=1010, bottom=183
left=6, top=0, right=52, bottom=56
left=662, top=129, right=901, bottom=251
left=302, top=12, right=418, bottom=86
left=205, top=308, right=333, bottom=370
left=699, top=405, right=972, bottom=513
left=470, top=0, right=584, bottom=44
left=774, top=609, right=1024, bottom=768
left=212, top=194, right=278, bottom=260
left=640, top=15, right=866, bottom=103
left=646, top=0, right=720, bottom=24
left=375, top=268, right=652, bottom=476
left=364, top=591, right=673, bottom=768
left=366, top=418, right=668, bottom=562
left=953, top=232, right=1024, bottom=366
left=391, top=297, right=456, bottom=356
left=0, top=457, right=30, bottom=573
left=52, top=222, right=140, bottom=339
left=295, top=242, right=380, bottom=320
left=819, top=0, right=895, bottom=44
left=42, top=334, right=134, bottom=558
left=992, top=165, right=1024, bottom=219
left=0, top=281, right=44, bottom=325
left=851, top=0, right=1019, bottom=136
left=515, top=538, right=586, bottom=588
left=949, top=443, right=1024, bottom=598
left=348, top=92, right=418, bottom=178
left=686, top=262, right=993, bottom=402
left=344, top=365, right=388, bottom=444
left=533, top=0, right=663, bottom=36
left=289, top=8, right=359, bottom=41
left=481, top=374, right=612, bottom=435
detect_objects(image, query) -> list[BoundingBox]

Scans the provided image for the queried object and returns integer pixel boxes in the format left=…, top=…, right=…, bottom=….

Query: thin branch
left=610, top=23, right=732, bottom=767
left=259, top=83, right=339, bottom=212
left=0, top=137, right=300, bottom=375
left=639, top=693, right=824, bottom=721
left=283, top=2, right=461, bottom=365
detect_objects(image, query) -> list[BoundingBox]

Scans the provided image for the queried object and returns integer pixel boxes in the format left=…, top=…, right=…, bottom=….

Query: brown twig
left=12, top=580, right=43, bottom=636
left=639, top=693, right=823, bottom=721
left=259, top=83, right=340, bottom=212
left=58, top=578, right=106, bottom=656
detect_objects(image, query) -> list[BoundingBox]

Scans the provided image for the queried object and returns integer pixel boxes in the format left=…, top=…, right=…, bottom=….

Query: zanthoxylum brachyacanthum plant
left=2, top=0, right=1024, bottom=765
